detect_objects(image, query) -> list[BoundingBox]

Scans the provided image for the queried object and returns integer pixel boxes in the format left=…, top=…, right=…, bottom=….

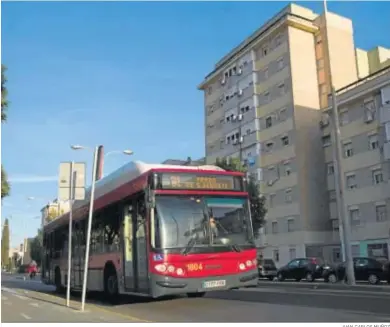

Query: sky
left=2, top=1, right=390, bottom=247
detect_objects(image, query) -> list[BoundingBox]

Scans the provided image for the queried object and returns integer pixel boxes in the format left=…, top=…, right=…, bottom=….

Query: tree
left=1, top=65, right=10, bottom=199
left=215, top=157, right=267, bottom=237
left=30, top=229, right=43, bottom=266
left=46, top=207, right=65, bottom=222
left=1, top=166, right=10, bottom=199
left=1, top=218, right=10, bottom=268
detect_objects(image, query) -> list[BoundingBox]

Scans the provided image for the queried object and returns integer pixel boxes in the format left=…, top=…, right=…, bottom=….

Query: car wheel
left=368, top=274, right=379, bottom=285
left=327, top=273, right=337, bottom=284
left=305, top=272, right=314, bottom=282
left=277, top=273, right=284, bottom=281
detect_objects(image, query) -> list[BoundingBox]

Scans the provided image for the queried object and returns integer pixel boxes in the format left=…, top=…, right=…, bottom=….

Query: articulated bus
left=42, top=161, right=258, bottom=300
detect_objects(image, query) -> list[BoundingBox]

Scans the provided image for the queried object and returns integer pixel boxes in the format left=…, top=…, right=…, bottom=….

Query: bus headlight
left=239, top=263, right=246, bottom=270
left=167, top=265, right=175, bottom=273
left=246, top=260, right=252, bottom=267
left=176, top=268, right=184, bottom=276
left=155, top=264, right=167, bottom=272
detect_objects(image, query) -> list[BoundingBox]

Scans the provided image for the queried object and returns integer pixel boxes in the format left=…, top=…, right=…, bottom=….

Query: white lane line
left=29, top=302, right=40, bottom=307
left=20, top=313, right=31, bottom=320
left=15, top=294, right=28, bottom=300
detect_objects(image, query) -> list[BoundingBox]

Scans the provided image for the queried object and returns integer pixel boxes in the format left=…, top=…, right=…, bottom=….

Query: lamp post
left=102, top=149, right=134, bottom=177
left=70, top=145, right=133, bottom=311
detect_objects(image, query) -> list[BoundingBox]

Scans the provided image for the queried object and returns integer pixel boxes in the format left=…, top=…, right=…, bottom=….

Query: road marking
left=4, top=301, right=12, bottom=305
left=29, top=302, right=40, bottom=307
left=20, top=313, right=31, bottom=320
left=2, top=296, right=8, bottom=300
left=15, top=294, right=28, bottom=300
left=4, top=287, right=152, bottom=323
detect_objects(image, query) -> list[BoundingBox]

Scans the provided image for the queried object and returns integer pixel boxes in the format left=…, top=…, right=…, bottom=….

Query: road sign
left=58, top=162, right=86, bottom=201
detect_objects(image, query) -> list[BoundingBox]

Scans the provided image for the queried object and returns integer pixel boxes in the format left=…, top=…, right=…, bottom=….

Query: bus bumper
left=150, top=270, right=258, bottom=298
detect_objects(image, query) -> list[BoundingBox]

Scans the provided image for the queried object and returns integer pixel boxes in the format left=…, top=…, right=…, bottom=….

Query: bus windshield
left=154, top=195, right=254, bottom=252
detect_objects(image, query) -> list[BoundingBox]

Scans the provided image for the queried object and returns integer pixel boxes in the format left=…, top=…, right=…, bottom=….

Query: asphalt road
left=2, top=273, right=390, bottom=323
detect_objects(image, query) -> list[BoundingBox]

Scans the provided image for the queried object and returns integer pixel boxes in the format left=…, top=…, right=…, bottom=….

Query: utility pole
left=330, top=87, right=356, bottom=285
left=322, top=1, right=355, bottom=285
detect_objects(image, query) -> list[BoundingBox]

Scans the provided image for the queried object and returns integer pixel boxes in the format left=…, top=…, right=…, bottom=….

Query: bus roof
left=43, top=161, right=244, bottom=232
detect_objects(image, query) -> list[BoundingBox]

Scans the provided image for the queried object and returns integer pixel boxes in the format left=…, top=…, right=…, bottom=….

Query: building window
left=262, top=45, right=269, bottom=57
left=322, top=135, right=331, bottom=147
left=275, top=34, right=282, bottom=47
left=287, top=219, right=294, bottom=232
left=339, top=110, right=349, bottom=126
left=289, top=248, right=296, bottom=260
left=272, top=221, right=278, bottom=234
left=273, top=249, right=279, bottom=262
left=346, top=174, right=357, bottom=189
left=372, top=169, right=383, bottom=185
left=367, top=243, right=389, bottom=259
left=328, top=190, right=336, bottom=201
left=279, top=107, right=287, bottom=121
left=284, top=162, right=291, bottom=176
left=332, top=247, right=341, bottom=263
left=376, top=205, right=387, bottom=222
left=343, top=142, right=353, bottom=157
left=369, top=134, right=379, bottom=150
left=278, top=82, right=286, bottom=95
left=269, top=194, right=275, bottom=207
left=263, top=67, right=269, bottom=79
left=266, top=142, right=274, bottom=151
left=331, top=219, right=339, bottom=231
left=281, top=135, right=289, bottom=146
left=285, top=188, right=292, bottom=203
left=277, top=57, right=284, bottom=70
left=265, top=116, right=272, bottom=128
left=349, top=208, right=360, bottom=226
left=264, top=91, right=270, bottom=103
left=327, top=162, right=334, bottom=175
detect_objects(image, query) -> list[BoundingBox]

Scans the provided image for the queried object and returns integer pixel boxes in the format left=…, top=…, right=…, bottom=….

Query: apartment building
left=321, top=67, right=390, bottom=261
left=40, top=198, right=68, bottom=224
left=198, top=3, right=390, bottom=266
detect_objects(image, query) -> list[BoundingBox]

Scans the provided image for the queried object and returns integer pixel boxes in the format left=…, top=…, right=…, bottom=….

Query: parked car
left=323, top=257, right=388, bottom=284
left=276, top=257, right=324, bottom=282
left=258, top=258, right=277, bottom=280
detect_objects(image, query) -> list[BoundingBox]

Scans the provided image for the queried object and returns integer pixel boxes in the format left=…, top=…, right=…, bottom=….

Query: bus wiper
left=231, top=243, right=242, bottom=252
left=181, top=237, right=197, bottom=256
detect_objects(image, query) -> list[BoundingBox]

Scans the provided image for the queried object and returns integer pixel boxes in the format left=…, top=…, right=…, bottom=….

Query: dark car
left=276, top=257, right=324, bottom=282
left=323, top=257, right=388, bottom=284
left=258, top=258, right=277, bottom=280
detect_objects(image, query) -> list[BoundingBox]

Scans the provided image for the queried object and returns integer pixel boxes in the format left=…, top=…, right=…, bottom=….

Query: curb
left=257, top=281, right=390, bottom=292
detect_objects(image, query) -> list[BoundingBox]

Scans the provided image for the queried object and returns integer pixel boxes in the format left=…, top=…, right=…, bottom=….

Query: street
left=2, top=273, right=390, bottom=323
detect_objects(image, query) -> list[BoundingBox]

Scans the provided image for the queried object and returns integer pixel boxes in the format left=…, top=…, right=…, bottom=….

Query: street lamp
left=70, top=144, right=98, bottom=311
left=105, top=149, right=134, bottom=156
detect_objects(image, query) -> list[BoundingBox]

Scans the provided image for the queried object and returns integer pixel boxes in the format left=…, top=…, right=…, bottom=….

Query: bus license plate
left=202, top=280, right=226, bottom=289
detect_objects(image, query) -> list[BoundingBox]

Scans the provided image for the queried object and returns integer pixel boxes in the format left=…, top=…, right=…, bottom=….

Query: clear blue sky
left=2, top=1, right=390, bottom=247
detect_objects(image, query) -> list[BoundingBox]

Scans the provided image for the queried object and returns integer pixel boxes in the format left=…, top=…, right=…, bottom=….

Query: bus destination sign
left=160, top=173, right=241, bottom=191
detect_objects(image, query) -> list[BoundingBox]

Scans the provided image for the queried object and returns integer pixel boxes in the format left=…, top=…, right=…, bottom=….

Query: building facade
left=198, top=3, right=390, bottom=266
left=321, top=68, right=390, bottom=262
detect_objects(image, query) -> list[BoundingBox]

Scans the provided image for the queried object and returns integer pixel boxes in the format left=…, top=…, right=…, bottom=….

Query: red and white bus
left=42, top=161, right=258, bottom=300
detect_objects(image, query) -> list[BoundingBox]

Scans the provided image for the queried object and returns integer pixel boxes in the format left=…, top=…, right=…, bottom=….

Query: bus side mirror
left=145, top=187, right=155, bottom=208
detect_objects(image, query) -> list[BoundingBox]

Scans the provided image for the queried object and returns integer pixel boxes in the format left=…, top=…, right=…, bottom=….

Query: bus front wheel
left=187, top=292, right=206, bottom=298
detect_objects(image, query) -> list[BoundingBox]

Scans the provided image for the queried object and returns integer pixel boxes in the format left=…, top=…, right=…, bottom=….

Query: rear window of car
left=263, top=259, right=276, bottom=268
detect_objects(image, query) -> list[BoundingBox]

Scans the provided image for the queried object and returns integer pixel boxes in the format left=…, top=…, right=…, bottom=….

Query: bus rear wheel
left=187, top=292, right=206, bottom=298
left=55, top=267, right=65, bottom=294
left=104, top=265, right=119, bottom=303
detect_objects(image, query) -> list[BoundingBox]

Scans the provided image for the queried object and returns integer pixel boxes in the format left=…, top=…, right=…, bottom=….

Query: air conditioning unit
left=364, top=109, right=374, bottom=123
left=221, top=79, right=226, bottom=85
left=238, top=66, right=243, bottom=75
left=238, top=89, right=243, bottom=97
left=238, top=114, right=243, bottom=121
left=239, top=136, right=244, bottom=143
left=232, top=115, right=237, bottom=121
